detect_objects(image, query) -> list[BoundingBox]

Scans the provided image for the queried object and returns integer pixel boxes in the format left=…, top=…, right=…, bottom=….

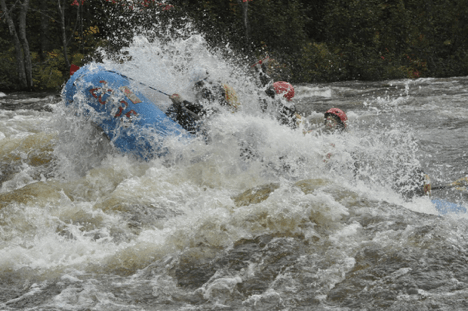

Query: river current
left=1, top=36, right=468, bottom=310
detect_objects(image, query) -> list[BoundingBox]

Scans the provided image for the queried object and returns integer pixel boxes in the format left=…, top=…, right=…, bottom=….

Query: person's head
left=272, top=81, right=295, bottom=101
left=324, top=108, right=347, bottom=132
left=190, top=67, right=209, bottom=88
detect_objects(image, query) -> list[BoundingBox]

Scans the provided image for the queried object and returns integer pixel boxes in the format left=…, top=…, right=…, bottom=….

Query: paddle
left=106, top=70, right=171, bottom=96
left=431, top=177, right=468, bottom=191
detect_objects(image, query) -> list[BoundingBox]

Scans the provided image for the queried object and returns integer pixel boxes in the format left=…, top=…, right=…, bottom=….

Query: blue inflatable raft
left=432, top=199, right=467, bottom=215
left=63, top=64, right=191, bottom=160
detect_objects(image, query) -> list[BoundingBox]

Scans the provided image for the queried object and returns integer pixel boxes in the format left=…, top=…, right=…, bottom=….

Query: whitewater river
left=1, top=38, right=468, bottom=310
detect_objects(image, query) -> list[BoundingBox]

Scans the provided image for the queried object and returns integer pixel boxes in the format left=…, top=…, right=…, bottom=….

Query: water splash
left=1, top=28, right=468, bottom=310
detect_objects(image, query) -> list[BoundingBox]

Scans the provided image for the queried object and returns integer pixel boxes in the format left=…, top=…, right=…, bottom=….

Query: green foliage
left=0, top=43, right=18, bottom=90
left=1, top=0, right=468, bottom=90
left=319, top=0, right=467, bottom=80
left=31, top=47, right=86, bottom=91
left=31, top=50, right=65, bottom=91
left=247, top=0, right=309, bottom=54
left=72, top=25, right=103, bottom=55
left=294, top=42, right=346, bottom=82
left=30, top=48, right=93, bottom=91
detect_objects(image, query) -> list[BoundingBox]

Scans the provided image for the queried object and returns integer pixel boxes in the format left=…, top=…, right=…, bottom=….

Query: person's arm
left=170, top=93, right=221, bottom=119
left=252, top=57, right=273, bottom=88
left=166, top=94, right=204, bottom=135
left=169, top=94, right=204, bottom=120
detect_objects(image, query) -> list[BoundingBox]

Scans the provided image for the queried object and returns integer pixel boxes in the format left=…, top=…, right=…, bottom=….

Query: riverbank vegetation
left=1, top=0, right=467, bottom=91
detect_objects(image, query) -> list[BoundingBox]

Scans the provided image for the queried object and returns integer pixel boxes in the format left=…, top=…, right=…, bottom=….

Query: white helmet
left=189, top=67, right=209, bottom=84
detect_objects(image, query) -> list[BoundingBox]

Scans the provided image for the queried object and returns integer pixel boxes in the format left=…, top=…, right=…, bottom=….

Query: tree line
left=1, top=0, right=467, bottom=91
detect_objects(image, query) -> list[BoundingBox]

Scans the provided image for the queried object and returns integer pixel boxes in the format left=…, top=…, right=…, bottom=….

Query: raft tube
left=432, top=199, right=467, bottom=215
left=63, top=64, right=191, bottom=160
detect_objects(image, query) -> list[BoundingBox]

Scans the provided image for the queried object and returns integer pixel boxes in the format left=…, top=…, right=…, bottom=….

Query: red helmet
left=273, top=81, right=295, bottom=101
left=324, top=108, right=348, bottom=128
left=70, top=64, right=80, bottom=77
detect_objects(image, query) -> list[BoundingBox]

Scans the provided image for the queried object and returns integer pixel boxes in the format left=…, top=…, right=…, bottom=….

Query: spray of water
left=2, top=23, right=460, bottom=310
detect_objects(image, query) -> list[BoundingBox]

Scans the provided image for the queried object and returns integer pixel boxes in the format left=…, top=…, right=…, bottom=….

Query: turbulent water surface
left=1, top=36, right=468, bottom=311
